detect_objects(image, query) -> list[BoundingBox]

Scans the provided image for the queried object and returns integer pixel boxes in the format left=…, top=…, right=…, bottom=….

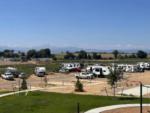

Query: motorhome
left=35, top=67, right=46, bottom=77
left=59, top=63, right=81, bottom=72
left=86, top=65, right=110, bottom=77
left=137, top=62, right=150, bottom=70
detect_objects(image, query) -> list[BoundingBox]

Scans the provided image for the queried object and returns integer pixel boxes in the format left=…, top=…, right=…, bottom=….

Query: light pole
left=140, top=83, right=143, bottom=113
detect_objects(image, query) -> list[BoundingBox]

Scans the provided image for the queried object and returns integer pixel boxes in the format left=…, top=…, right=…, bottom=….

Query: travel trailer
left=86, top=65, right=110, bottom=77
left=59, top=63, right=81, bottom=72
left=35, top=67, right=46, bottom=77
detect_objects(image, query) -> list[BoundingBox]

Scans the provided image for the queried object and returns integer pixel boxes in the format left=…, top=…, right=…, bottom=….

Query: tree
left=136, top=50, right=147, bottom=59
left=78, top=50, right=87, bottom=59
left=92, top=52, right=101, bottom=59
left=112, top=50, right=119, bottom=59
left=64, top=51, right=76, bottom=60
left=27, top=49, right=37, bottom=59
left=37, top=48, right=51, bottom=58
left=107, top=67, right=122, bottom=96
left=3, top=49, right=15, bottom=58
left=87, top=54, right=92, bottom=59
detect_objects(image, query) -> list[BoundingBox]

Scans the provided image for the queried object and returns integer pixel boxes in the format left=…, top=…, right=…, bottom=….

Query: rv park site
left=0, top=50, right=150, bottom=113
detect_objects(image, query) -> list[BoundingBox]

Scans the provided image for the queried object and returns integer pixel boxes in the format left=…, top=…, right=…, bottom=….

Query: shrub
left=20, top=78, right=28, bottom=90
left=75, top=78, right=84, bottom=92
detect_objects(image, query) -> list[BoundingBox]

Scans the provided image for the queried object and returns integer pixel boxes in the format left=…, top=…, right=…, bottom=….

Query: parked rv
left=86, top=65, right=110, bottom=77
left=137, top=62, right=150, bottom=70
left=125, top=65, right=138, bottom=73
left=59, top=63, right=81, bottom=72
left=35, top=67, right=46, bottom=77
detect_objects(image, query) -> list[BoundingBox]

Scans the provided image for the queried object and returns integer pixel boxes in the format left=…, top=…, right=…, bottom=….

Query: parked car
left=1, top=72, right=14, bottom=80
left=75, top=72, right=94, bottom=79
left=6, top=67, right=19, bottom=78
left=19, top=72, right=28, bottom=79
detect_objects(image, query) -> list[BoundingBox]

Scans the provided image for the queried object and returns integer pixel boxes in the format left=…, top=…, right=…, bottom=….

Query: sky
left=0, top=0, right=150, bottom=50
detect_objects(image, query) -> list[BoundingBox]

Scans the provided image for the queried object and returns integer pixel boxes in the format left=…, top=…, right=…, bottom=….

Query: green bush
left=20, top=78, right=28, bottom=90
left=75, top=78, right=84, bottom=92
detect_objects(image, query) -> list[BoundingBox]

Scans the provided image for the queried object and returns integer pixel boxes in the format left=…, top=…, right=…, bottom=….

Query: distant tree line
left=64, top=50, right=101, bottom=60
left=64, top=50, right=148, bottom=60
left=0, top=48, right=148, bottom=61
left=112, top=50, right=148, bottom=59
left=0, top=48, right=55, bottom=60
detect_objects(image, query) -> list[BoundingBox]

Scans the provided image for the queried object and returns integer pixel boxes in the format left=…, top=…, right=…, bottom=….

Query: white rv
left=117, top=64, right=127, bottom=72
left=125, top=65, right=138, bottom=73
left=35, top=67, right=46, bottom=77
left=137, top=62, right=150, bottom=70
left=59, top=63, right=81, bottom=72
left=86, top=65, right=110, bottom=77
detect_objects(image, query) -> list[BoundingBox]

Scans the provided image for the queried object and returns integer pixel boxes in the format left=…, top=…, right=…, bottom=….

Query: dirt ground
left=102, top=107, right=150, bottom=113
left=0, top=71, right=150, bottom=96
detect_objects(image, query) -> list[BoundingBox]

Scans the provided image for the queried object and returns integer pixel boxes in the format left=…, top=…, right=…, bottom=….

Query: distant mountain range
left=0, top=45, right=149, bottom=54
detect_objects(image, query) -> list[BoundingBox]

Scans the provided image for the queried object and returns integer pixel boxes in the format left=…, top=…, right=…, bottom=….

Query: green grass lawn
left=0, top=91, right=150, bottom=113
left=0, top=63, right=60, bottom=75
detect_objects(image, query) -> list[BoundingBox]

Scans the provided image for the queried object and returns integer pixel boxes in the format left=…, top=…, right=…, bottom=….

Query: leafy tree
left=27, top=49, right=37, bottom=59
left=107, top=67, right=122, bottom=96
left=92, top=52, right=101, bottom=59
left=3, top=49, right=15, bottom=58
left=78, top=50, right=87, bottom=59
left=87, top=54, right=92, bottom=59
left=37, top=48, right=51, bottom=58
left=136, top=50, right=147, bottom=59
left=112, top=50, right=119, bottom=59
left=64, top=51, right=76, bottom=60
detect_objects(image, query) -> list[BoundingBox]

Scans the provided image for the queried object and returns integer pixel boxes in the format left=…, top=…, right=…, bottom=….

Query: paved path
left=117, top=85, right=150, bottom=96
left=85, top=104, right=150, bottom=113
left=0, top=87, right=43, bottom=98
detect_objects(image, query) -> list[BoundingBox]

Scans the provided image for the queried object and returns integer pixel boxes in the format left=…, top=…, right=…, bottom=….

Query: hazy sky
left=0, top=0, right=150, bottom=49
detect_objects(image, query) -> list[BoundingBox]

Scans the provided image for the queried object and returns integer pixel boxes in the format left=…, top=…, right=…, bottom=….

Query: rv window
left=95, top=68, right=99, bottom=72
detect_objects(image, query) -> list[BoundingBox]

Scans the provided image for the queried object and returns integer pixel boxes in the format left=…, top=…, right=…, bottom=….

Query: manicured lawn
left=0, top=91, right=150, bottom=113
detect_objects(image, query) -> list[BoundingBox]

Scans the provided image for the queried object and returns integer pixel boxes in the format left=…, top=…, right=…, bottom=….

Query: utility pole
left=140, top=83, right=143, bottom=113
left=77, top=102, right=80, bottom=113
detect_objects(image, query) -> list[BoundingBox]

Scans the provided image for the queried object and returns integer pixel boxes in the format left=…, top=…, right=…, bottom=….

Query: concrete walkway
left=117, top=85, right=150, bottom=96
left=85, top=104, right=150, bottom=113
left=0, top=87, right=43, bottom=98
